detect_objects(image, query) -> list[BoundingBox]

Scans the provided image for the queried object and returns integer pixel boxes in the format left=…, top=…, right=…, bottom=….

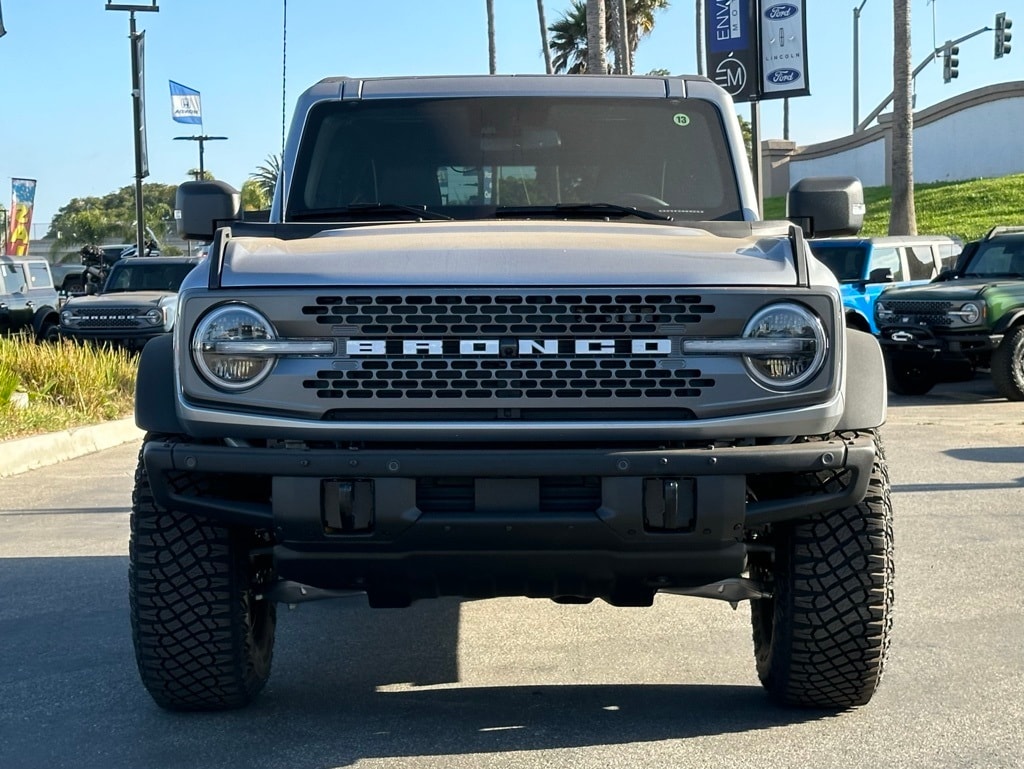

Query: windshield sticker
left=673, top=113, right=691, bottom=126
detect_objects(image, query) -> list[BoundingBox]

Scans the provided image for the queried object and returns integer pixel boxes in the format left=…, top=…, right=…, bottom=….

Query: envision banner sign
left=706, top=0, right=760, bottom=103
left=704, top=0, right=809, bottom=103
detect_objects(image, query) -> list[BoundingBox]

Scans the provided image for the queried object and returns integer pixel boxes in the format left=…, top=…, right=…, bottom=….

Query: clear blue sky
left=1, top=0, right=1020, bottom=235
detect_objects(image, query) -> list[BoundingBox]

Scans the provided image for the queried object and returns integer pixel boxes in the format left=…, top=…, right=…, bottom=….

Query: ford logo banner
left=768, top=68, right=801, bottom=84
left=765, top=3, right=798, bottom=20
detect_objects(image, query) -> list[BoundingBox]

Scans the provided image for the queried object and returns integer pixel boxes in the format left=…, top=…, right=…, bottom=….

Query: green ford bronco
left=876, top=226, right=1024, bottom=398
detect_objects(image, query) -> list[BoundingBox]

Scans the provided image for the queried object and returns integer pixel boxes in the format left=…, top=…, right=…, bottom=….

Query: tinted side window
left=907, top=245, right=936, bottom=280
left=27, top=262, right=51, bottom=289
left=869, top=247, right=902, bottom=281
left=0, top=264, right=28, bottom=294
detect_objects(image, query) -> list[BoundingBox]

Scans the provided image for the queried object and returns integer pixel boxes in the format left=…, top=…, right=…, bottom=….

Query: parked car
left=59, top=254, right=200, bottom=350
left=809, top=235, right=961, bottom=334
left=875, top=226, right=1024, bottom=397
left=0, top=257, right=61, bottom=341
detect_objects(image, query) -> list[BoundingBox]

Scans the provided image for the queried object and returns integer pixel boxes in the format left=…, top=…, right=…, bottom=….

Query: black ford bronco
left=131, top=74, right=893, bottom=711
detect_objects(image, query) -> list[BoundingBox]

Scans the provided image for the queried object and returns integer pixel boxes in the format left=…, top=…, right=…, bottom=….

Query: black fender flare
left=32, top=304, right=60, bottom=339
left=135, top=333, right=186, bottom=435
left=836, top=328, right=887, bottom=431
left=992, top=310, right=1024, bottom=336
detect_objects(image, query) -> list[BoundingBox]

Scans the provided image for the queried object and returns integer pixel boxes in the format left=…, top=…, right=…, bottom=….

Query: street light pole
left=853, top=0, right=869, bottom=133
left=174, top=135, right=228, bottom=179
left=105, top=2, right=158, bottom=259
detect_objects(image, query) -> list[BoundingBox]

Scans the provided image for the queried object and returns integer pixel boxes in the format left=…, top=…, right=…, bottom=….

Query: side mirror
left=786, top=176, right=865, bottom=238
left=868, top=267, right=893, bottom=284
left=175, top=181, right=241, bottom=241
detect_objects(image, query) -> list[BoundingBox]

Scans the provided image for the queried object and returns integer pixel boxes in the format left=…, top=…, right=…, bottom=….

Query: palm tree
left=250, top=154, right=281, bottom=202
left=890, top=0, right=916, bottom=235
left=608, top=0, right=625, bottom=74
left=549, top=0, right=668, bottom=75
left=623, top=0, right=669, bottom=74
left=486, top=0, right=497, bottom=74
left=586, top=0, right=608, bottom=74
left=549, top=1, right=588, bottom=74
left=537, top=0, right=553, bottom=73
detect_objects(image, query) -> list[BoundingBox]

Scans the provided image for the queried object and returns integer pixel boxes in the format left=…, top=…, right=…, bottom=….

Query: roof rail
left=985, top=225, right=1024, bottom=239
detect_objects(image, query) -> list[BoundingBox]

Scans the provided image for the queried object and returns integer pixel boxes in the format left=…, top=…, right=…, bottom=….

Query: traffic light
left=943, top=44, right=960, bottom=83
left=995, top=12, right=1013, bottom=58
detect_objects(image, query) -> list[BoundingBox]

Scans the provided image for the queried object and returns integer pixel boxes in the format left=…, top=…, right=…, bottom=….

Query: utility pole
left=105, top=2, right=158, bottom=261
left=857, top=24, right=995, bottom=133
left=853, top=0, right=869, bottom=132
left=174, top=135, right=228, bottom=179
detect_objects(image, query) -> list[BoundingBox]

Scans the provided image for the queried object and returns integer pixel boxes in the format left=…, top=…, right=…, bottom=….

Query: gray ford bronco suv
left=132, top=74, right=893, bottom=712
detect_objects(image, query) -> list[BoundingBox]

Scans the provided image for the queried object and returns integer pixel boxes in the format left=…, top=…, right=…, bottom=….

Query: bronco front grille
left=67, top=307, right=148, bottom=329
left=306, top=359, right=712, bottom=400
left=882, top=299, right=955, bottom=327
left=302, top=293, right=714, bottom=334
left=300, top=292, right=716, bottom=403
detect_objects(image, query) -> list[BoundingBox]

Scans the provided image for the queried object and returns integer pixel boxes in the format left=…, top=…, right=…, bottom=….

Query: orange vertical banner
left=6, top=178, right=37, bottom=256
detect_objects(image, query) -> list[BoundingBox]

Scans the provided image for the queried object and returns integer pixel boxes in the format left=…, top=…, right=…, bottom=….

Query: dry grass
left=0, top=335, right=137, bottom=441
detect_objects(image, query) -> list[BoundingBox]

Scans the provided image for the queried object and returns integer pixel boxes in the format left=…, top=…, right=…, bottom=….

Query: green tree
left=250, top=154, right=281, bottom=202
left=47, top=183, right=179, bottom=252
left=241, top=179, right=271, bottom=212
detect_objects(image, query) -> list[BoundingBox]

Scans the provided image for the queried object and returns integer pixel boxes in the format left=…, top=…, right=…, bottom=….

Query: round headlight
left=958, top=302, right=980, bottom=325
left=742, top=303, right=827, bottom=389
left=144, top=307, right=164, bottom=326
left=192, top=305, right=276, bottom=390
left=875, top=301, right=894, bottom=322
left=60, top=310, right=75, bottom=326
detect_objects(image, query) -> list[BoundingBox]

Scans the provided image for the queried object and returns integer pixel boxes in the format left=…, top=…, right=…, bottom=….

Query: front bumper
left=62, top=326, right=169, bottom=350
left=142, top=435, right=876, bottom=601
left=877, top=324, right=998, bottom=363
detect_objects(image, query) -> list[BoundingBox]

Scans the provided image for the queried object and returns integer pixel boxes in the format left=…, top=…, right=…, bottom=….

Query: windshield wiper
left=496, top=203, right=673, bottom=222
left=290, top=203, right=452, bottom=222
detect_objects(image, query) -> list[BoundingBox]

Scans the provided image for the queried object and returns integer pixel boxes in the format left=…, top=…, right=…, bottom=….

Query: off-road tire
left=884, top=355, right=935, bottom=396
left=991, top=325, right=1024, bottom=401
left=129, top=436, right=276, bottom=711
left=750, top=429, right=894, bottom=709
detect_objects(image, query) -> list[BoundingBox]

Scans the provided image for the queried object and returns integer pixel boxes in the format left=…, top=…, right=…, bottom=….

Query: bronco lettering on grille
left=345, top=339, right=673, bottom=356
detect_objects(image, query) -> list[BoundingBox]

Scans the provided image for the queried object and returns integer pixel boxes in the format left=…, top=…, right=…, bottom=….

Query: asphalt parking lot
left=0, top=377, right=1022, bottom=769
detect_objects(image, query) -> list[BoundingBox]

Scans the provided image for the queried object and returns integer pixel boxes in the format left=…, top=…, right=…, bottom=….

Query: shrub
left=0, top=336, right=137, bottom=441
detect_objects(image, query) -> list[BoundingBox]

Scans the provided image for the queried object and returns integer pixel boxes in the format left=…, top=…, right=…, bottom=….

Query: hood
left=211, top=220, right=801, bottom=288
left=879, top=277, right=1015, bottom=302
left=66, top=290, right=175, bottom=308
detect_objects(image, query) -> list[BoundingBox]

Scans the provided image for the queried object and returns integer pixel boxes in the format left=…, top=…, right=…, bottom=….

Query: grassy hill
left=763, top=173, right=1024, bottom=243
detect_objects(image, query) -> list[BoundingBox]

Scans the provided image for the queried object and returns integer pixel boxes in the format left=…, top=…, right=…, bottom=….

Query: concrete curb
left=0, top=418, right=144, bottom=478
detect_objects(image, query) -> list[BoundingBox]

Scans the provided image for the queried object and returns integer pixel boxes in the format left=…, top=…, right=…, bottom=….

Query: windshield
left=286, top=96, right=743, bottom=222
left=809, top=244, right=868, bottom=282
left=961, top=237, right=1024, bottom=278
left=102, top=261, right=195, bottom=294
